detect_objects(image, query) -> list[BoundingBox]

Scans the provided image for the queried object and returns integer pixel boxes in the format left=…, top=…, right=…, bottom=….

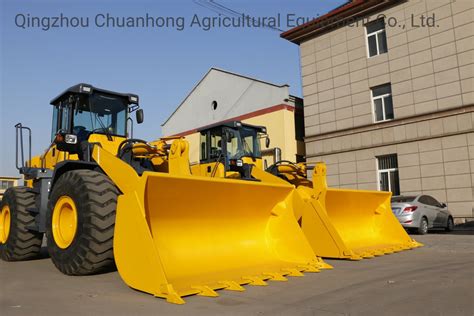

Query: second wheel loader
left=191, top=121, right=422, bottom=260
left=0, top=84, right=327, bottom=304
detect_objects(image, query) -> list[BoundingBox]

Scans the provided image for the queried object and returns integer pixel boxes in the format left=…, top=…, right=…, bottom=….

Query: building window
left=0, top=180, right=14, bottom=190
left=366, top=18, right=388, bottom=57
left=371, top=83, right=394, bottom=122
left=377, top=154, right=400, bottom=196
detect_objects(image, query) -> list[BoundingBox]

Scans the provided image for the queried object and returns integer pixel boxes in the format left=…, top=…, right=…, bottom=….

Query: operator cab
left=198, top=121, right=270, bottom=180
left=49, top=83, right=143, bottom=159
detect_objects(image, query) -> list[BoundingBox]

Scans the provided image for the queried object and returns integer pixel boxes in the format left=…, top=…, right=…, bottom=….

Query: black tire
left=445, top=217, right=454, bottom=232
left=0, top=187, right=43, bottom=261
left=417, top=217, right=429, bottom=235
left=46, top=170, right=118, bottom=275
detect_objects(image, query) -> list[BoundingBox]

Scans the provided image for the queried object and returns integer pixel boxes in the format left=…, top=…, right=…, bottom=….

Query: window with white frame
left=371, top=83, right=394, bottom=122
left=366, top=18, right=388, bottom=57
left=377, top=154, right=400, bottom=196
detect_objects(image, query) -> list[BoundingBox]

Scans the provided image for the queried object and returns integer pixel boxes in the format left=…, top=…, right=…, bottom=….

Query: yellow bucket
left=293, top=164, right=422, bottom=260
left=94, top=146, right=328, bottom=304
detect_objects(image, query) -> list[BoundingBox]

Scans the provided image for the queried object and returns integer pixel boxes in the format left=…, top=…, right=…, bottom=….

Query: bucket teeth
left=219, top=281, right=245, bottom=292
left=298, top=264, right=320, bottom=273
left=358, top=251, right=375, bottom=258
left=160, top=284, right=185, bottom=305
left=163, top=293, right=185, bottom=305
left=243, top=276, right=268, bottom=286
left=264, top=272, right=288, bottom=281
left=314, top=259, right=334, bottom=269
left=373, top=250, right=385, bottom=256
left=192, top=286, right=219, bottom=297
left=282, top=268, right=304, bottom=277
left=382, top=248, right=394, bottom=254
left=321, top=262, right=334, bottom=269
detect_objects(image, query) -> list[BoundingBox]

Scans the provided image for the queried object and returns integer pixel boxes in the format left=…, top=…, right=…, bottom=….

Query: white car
left=391, top=195, right=454, bottom=235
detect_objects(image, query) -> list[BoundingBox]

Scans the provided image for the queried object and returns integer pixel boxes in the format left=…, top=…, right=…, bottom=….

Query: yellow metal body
left=51, top=196, right=78, bottom=249
left=286, top=164, right=422, bottom=260
left=92, top=139, right=329, bottom=304
left=25, top=134, right=126, bottom=188
left=191, top=157, right=262, bottom=179
left=0, top=205, right=11, bottom=244
left=28, top=134, right=125, bottom=170
left=194, top=158, right=421, bottom=260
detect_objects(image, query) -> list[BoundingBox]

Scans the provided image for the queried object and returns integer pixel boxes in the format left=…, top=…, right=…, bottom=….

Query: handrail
left=15, top=123, right=32, bottom=171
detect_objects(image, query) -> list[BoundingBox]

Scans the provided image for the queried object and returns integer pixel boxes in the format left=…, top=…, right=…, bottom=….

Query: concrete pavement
left=1, top=231, right=473, bottom=315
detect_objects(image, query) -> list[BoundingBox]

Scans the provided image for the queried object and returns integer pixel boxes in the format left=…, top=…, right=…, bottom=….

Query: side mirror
left=441, top=203, right=447, bottom=208
left=265, top=137, right=270, bottom=148
left=136, top=109, right=144, bottom=124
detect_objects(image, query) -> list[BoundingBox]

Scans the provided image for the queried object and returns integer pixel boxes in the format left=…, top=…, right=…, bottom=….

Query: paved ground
left=1, top=231, right=473, bottom=316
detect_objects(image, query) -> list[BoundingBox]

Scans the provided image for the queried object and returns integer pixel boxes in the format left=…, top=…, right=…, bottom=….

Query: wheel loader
left=190, top=121, right=422, bottom=260
left=0, top=84, right=327, bottom=304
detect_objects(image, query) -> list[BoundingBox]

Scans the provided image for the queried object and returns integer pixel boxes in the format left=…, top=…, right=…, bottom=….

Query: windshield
left=72, top=93, right=127, bottom=137
left=226, top=127, right=262, bottom=159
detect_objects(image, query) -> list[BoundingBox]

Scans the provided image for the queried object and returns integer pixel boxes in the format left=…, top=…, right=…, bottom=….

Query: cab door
left=40, top=102, right=78, bottom=169
left=196, top=130, right=225, bottom=178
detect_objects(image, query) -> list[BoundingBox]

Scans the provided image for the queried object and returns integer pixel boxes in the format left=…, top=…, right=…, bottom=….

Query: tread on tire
left=0, top=187, right=43, bottom=261
left=46, top=170, right=118, bottom=275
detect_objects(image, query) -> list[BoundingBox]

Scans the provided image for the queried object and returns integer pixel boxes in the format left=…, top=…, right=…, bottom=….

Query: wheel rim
left=52, top=196, right=78, bottom=249
left=0, top=205, right=11, bottom=244
left=422, top=220, right=428, bottom=233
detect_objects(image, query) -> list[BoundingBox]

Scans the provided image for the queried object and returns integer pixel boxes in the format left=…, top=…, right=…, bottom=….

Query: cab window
left=51, top=106, right=59, bottom=141
left=200, top=132, right=208, bottom=161
left=60, top=102, right=71, bottom=132
left=209, top=130, right=222, bottom=160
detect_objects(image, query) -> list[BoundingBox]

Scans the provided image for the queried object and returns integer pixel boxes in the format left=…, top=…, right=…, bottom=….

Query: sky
left=0, top=0, right=346, bottom=176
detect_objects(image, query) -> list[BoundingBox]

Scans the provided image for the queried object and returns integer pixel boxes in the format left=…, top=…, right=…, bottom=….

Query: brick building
left=282, top=0, right=473, bottom=219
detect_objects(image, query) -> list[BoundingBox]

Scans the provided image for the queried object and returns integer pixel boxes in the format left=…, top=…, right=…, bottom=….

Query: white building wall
left=162, top=68, right=290, bottom=136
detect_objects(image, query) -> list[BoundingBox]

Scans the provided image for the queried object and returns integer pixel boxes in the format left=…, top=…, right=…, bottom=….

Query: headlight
left=80, top=85, right=92, bottom=93
left=65, top=134, right=78, bottom=144
left=236, top=159, right=243, bottom=167
left=129, top=95, right=139, bottom=104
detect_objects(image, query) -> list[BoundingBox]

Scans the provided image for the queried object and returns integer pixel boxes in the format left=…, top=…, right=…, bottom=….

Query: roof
left=161, top=68, right=290, bottom=126
left=50, top=83, right=139, bottom=105
left=0, top=176, right=20, bottom=180
left=170, top=104, right=295, bottom=137
left=197, top=120, right=267, bottom=134
left=281, top=0, right=404, bottom=44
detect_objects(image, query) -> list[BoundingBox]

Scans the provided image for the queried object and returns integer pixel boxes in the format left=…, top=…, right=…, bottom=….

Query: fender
left=50, top=160, right=100, bottom=191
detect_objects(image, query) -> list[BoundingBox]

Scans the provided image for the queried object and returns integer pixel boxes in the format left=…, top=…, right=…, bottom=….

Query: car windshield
left=72, top=93, right=127, bottom=137
left=226, top=127, right=262, bottom=159
left=391, top=196, right=416, bottom=203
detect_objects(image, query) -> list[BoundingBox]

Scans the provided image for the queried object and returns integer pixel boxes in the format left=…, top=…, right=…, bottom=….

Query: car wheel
left=417, top=217, right=428, bottom=235
left=445, top=217, right=454, bottom=232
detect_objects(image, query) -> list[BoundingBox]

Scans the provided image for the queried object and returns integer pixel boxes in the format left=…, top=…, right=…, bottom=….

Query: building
left=162, top=68, right=305, bottom=167
left=0, top=177, right=20, bottom=200
left=282, top=0, right=473, bottom=220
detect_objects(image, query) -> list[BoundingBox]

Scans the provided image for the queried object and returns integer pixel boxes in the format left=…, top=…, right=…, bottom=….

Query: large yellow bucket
left=293, top=164, right=422, bottom=260
left=93, top=146, right=328, bottom=304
